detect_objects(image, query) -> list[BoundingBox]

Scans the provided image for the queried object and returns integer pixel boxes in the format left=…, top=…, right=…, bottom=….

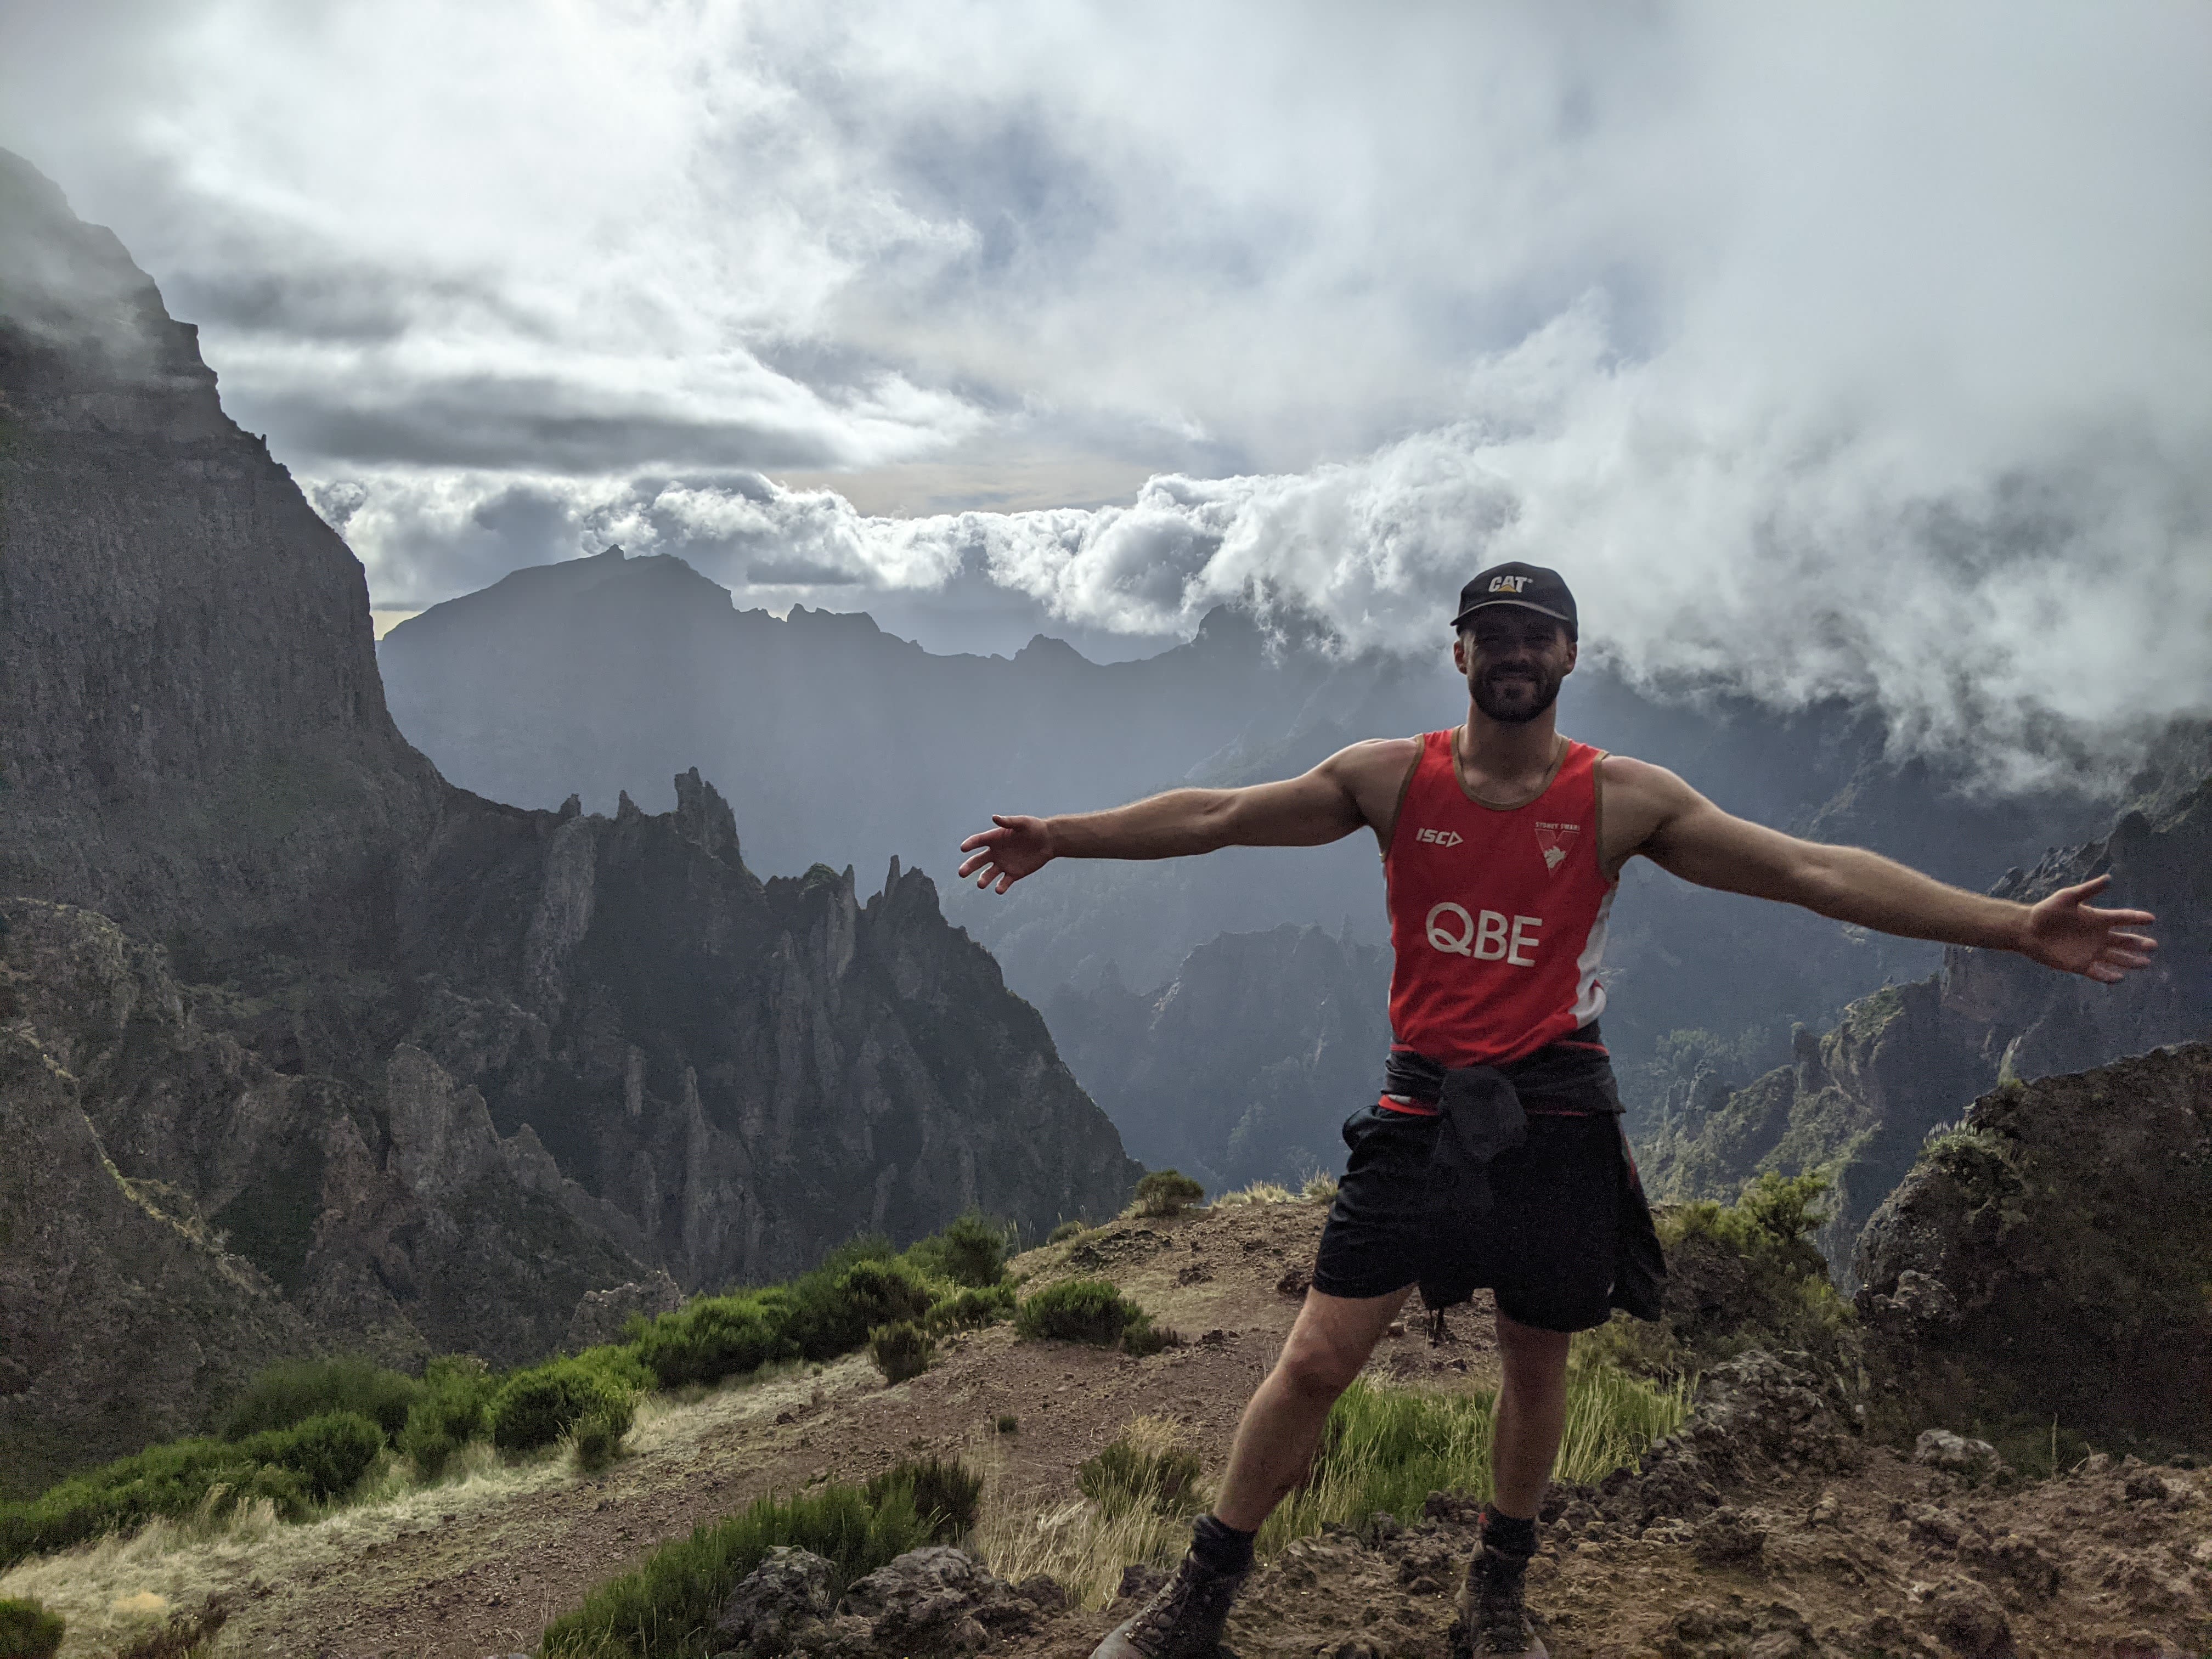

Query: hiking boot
left=1449, top=1541, right=1548, bottom=1658
left=1088, top=1550, right=1248, bottom=1659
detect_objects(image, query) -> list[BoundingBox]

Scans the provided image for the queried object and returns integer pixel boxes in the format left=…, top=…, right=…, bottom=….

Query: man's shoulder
left=1595, top=751, right=1677, bottom=791
left=1331, top=733, right=1426, bottom=780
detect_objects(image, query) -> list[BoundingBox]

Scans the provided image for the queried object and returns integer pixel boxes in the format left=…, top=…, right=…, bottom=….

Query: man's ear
left=1563, top=633, right=1578, bottom=675
left=1452, top=633, right=1469, bottom=676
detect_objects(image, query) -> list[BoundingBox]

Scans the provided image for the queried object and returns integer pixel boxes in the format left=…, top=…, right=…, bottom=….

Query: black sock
left=1481, top=1504, right=1537, bottom=1562
left=1191, top=1513, right=1257, bottom=1575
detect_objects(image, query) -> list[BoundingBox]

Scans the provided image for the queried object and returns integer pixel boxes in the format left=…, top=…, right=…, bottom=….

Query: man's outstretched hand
left=958, top=814, right=1055, bottom=894
left=2018, top=874, right=2158, bottom=984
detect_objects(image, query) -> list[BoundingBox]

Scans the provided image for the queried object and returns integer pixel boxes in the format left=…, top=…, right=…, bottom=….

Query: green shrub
left=490, top=1361, right=634, bottom=1453
left=0, top=1596, right=63, bottom=1659
left=399, top=1356, right=495, bottom=1479
left=865, top=1456, right=981, bottom=1540
left=923, top=1283, right=1015, bottom=1333
left=541, top=1482, right=936, bottom=1658
left=996, top=1414, right=1018, bottom=1434
left=633, top=1295, right=792, bottom=1389
left=770, top=1254, right=936, bottom=1362
left=1591, top=1170, right=1852, bottom=1380
left=571, top=1410, right=627, bottom=1474
left=1014, top=1279, right=1170, bottom=1355
left=1015, top=1278, right=1131, bottom=1345
left=1079, top=1436, right=1204, bottom=1519
left=1132, top=1170, right=1205, bottom=1218
left=1048, top=1220, right=1085, bottom=1244
left=237, top=1410, right=386, bottom=1502
left=221, top=1356, right=421, bottom=1440
left=903, top=1211, right=1014, bottom=1289
left=868, top=1321, right=935, bottom=1385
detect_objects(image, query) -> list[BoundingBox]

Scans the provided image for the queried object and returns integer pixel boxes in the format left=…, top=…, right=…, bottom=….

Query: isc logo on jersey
left=1414, top=827, right=1463, bottom=847
left=1425, top=902, right=1543, bottom=966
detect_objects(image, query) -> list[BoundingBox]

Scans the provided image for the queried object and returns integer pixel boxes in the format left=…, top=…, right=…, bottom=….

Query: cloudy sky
left=5, top=2, right=2209, bottom=775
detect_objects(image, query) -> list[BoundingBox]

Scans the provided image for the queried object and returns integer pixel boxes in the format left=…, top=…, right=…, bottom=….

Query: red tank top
left=1383, top=731, right=1616, bottom=1068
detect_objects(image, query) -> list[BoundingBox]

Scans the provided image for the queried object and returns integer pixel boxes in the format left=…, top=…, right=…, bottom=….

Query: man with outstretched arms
left=957, top=563, right=2157, bottom=1658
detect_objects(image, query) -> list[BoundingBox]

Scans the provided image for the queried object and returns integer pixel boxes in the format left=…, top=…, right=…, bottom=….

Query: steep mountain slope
left=0, top=154, right=443, bottom=969
left=1646, top=776, right=2211, bottom=1269
left=1043, top=924, right=1391, bottom=1188
left=0, top=149, right=1138, bottom=1491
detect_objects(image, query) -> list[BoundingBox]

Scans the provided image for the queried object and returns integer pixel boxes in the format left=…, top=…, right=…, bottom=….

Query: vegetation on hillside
left=541, top=1477, right=953, bottom=1659
left=0, top=1213, right=1021, bottom=1572
left=1014, top=1278, right=1177, bottom=1355
left=1589, top=1170, right=1854, bottom=1381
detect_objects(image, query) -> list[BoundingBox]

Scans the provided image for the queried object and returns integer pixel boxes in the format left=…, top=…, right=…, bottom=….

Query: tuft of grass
left=1131, top=1171, right=1205, bottom=1218
left=1213, top=1181, right=1293, bottom=1207
left=1259, top=1362, right=1689, bottom=1558
left=112, top=1594, right=227, bottom=1659
left=568, top=1410, right=628, bottom=1474
left=867, top=1321, right=934, bottom=1385
left=1301, top=1170, right=1340, bottom=1203
left=540, top=1482, right=939, bottom=1659
left=969, top=1415, right=1208, bottom=1609
left=865, top=1456, right=983, bottom=1540
left=0, top=1596, right=63, bottom=1659
left=996, top=1414, right=1018, bottom=1435
left=1047, top=1220, right=1087, bottom=1244
left=1077, top=1418, right=1205, bottom=1519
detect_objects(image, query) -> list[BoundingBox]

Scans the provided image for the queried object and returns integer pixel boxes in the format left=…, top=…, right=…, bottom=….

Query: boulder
left=839, top=1547, right=1042, bottom=1652
left=711, top=1547, right=837, bottom=1656
left=1857, top=1043, right=2212, bottom=1455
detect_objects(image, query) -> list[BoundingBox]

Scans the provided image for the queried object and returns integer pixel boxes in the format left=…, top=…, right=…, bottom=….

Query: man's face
left=1455, top=608, right=1575, bottom=725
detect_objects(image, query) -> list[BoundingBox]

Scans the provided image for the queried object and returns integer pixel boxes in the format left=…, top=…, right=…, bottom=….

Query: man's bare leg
left=1489, top=1311, right=1572, bottom=1516
left=1212, top=1285, right=1412, bottom=1530
left=1091, top=1286, right=1409, bottom=1658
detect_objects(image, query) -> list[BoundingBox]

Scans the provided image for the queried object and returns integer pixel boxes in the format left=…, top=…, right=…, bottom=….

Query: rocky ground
left=18, top=1193, right=2211, bottom=1659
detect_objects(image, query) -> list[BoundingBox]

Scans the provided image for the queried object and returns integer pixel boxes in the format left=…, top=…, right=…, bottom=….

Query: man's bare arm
left=957, top=739, right=1414, bottom=894
left=1606, top=756, right=2158, bottom=983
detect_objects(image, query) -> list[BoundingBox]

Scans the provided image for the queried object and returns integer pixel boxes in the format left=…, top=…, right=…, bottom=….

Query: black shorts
left=1310, top=1104, right=1628, bottom=1334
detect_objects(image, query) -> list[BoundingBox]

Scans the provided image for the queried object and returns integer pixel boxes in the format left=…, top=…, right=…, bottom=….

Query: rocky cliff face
left=0, top=899, right=650, bottom=1494
left=399, top=774, right=1140, bottom=1286
left=0, top=150, right=1139, bottom=1490
left=0, top=154, right=443, bottom=969
left=1855, top=1042, right=2212, bottom=1455
left=1645, top=776, right=2211, bottom=1273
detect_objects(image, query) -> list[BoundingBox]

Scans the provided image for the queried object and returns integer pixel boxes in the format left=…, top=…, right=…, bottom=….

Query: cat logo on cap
left=1488, top=574, right=1531, bottom=594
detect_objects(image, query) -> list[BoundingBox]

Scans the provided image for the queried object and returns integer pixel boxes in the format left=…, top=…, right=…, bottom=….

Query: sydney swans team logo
left=1535, top=820, right=1578, bottom=872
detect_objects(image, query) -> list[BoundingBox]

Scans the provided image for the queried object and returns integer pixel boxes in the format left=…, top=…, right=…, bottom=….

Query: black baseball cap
left=1451, top=561, right=1577, bottom=637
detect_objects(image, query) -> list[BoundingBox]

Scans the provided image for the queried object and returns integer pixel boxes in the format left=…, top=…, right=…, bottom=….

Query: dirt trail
left=212, top=1195, right=1487, bottom=1658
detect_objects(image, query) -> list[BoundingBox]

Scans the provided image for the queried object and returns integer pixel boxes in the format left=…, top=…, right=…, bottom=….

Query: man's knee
left=1273, top=1329, right=1368, bottom=1401
left=1495, top=1314, right=1572, bottom=1396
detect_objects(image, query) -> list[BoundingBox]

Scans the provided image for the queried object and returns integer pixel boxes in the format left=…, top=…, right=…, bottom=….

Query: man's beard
left=1471, top=666, right=1564, bottom=724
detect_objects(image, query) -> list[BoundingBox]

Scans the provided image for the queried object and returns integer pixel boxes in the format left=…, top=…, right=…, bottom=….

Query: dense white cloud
left=5, top=1, right=2208, bottom=778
